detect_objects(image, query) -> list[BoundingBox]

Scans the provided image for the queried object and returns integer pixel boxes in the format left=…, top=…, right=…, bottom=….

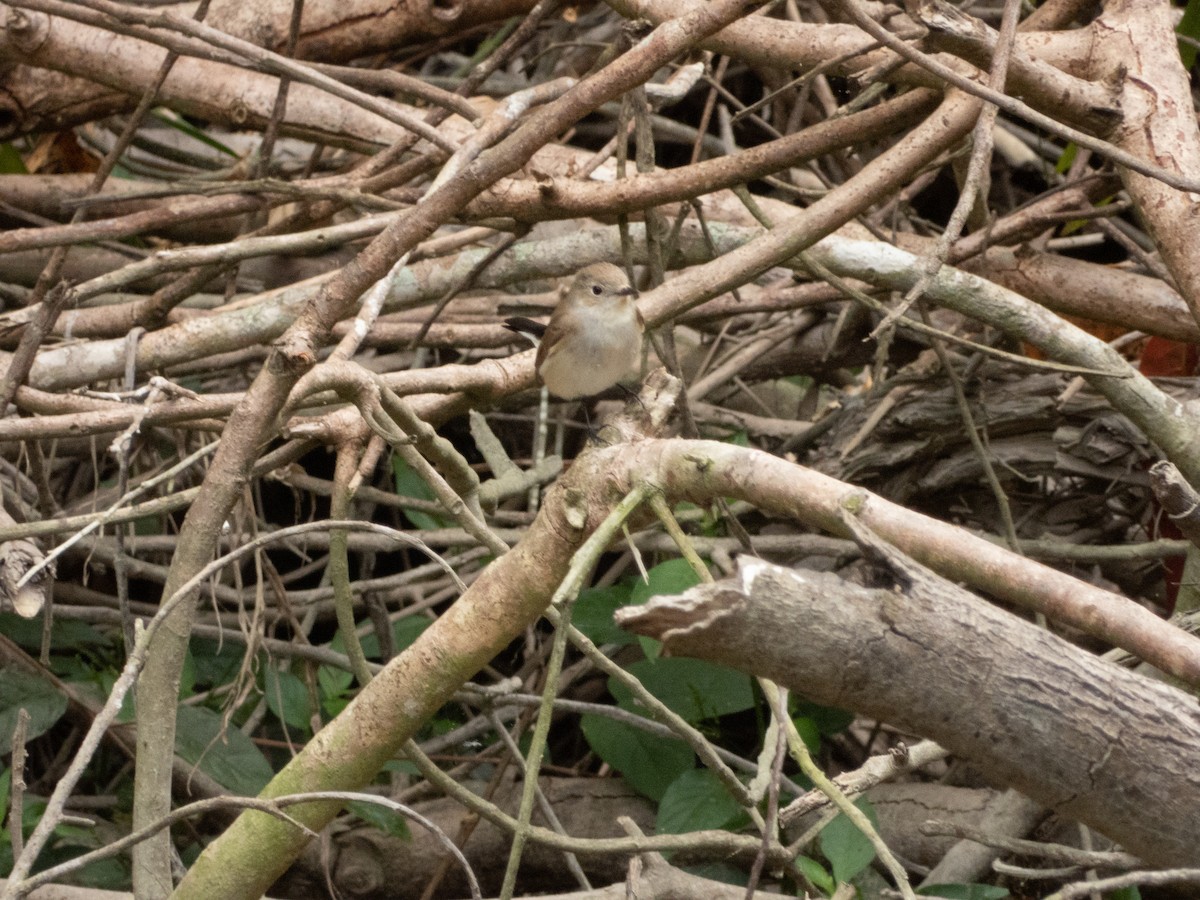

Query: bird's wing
left=535, top=315, right=571, bottom=371
left=503, top=317, right=547, bottom=347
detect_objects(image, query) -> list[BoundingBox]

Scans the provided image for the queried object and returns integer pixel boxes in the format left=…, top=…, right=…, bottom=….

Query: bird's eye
left=591, top=284, right=603, bottom=296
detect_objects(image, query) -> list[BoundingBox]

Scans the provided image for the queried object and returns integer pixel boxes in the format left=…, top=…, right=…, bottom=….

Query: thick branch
left=614, top=555, right=1200, bottom=868
left=159, top=3, right=768, bottom=895
left=1087, top=0, right=1200, bottom=322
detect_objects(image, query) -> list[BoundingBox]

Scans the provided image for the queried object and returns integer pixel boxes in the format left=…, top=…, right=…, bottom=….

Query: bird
left=504, top=262, right=644, bottom=401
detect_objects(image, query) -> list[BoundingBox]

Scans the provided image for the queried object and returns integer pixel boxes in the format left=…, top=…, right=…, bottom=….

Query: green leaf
left=0, top=144, right=26, bottom=174
left=133, top=514, right=166, bottom=536
left=0, top=669, right=68, bottom=755
left=0, top=767, right=11, bottom=821
left=390, top=454, right=449, bottom=530
left=149, top=108, right=238, bottom=157
left=263, top=668, right=313, bottom=732
left=610, top=657, right=754, bottom=723
left=1179, top=0, right=1200, bottom=69
left=91, top=672, right=136, bottom=724
left=793, top=699, right=854, bottom=736
left=0, top=613, right=104, bottom=654
left=656, top=768, right=745, bottom=834
left=347, top=799, right=412, bottom=840
left=393, top=616, right=432, bottom=651
left=318, top=634, right=355, bottom=701
left=724, top=430, right=750, bottom=447
left=580, top=713, right=692, bottom=801
left=918, top=885, right=1010, bottom=900
left=629, top=558, right=703, bottom=606
left=189, top=638, right=247, bottom=689
left=574, top=585, right=635, bottom=647
left=322, top=694, right=351, bottom=718
left=795, top=855, right=835, bottom=896
left=628, top=559, right=703, bottom=659
left=1054, top=141, right=1077, bottom=175
left=819, top=797, right=879, bottom=885
left=178, top=644, right=196, bottom=700
left=1108, top=889, right=1141, bottom=900
left=318, top=615, right=432, bottom=703
left=680, top=862, right=747, bottom=886
left=383, top=759, right=421, bottom=776
left=792, top=715, right=821, bottom=755
left=174, top=705, right=273, bottom=795
left=359, top=616, right=432, bottom=659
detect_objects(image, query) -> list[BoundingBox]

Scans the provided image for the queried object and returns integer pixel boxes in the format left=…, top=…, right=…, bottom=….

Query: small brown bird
left=504, top=263, right=644, bottom=400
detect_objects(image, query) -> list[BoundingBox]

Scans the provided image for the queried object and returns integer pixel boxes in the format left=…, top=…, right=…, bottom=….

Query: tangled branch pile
left=2, top=0, right=1200, bottom=897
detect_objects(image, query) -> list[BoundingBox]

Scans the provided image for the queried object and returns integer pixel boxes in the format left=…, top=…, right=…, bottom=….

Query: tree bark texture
left=616, top=551, right=1200, bottom=868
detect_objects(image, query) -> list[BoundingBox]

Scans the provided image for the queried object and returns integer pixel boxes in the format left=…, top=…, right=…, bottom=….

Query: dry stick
left=402, top=736, right=791, bottom=863
left=0, top=0, right=210, bottom=408
left=830, top=0, right=1200, bottom=194
left=416, top=722, right=520, bottom=900
left=89, top=42, right=937, bottom=900
left=782, top=739, right=950, bottom=824
left=331, top=252, right=412, bottom=362
left=18, top=791, right=482, bottom=900
left=310, top=62, right=482, bottom=123
left=627, top=82, right=703, bottom=438
left=0, top=191, right=265, bottom=255
left=250, top=0, right=304, bottom=186
left=129, top=198, right=397, bottom=329
left=918, top=309, right=1023, bottom=551
left=732, top=124, right=1028, bottom=561
left=378, top=386, right=494, bottom=533
left=0, top=15, right=898, bottom=255
left=410, top=229, right=527, bottom=346
left=801, top=236, right=1200, bottom=493
left=330, top=441, right=373, bottom=688
left=797, top=253, right=1113, bottom=377
left=2, top=519, right=424, bottom=899
left=499, top=483, right=655, bottom=900
left=7, top=709, right=29, bottom=863
left=15, top=440, right=220, bottom=591
left=8, top=0, right=461, bottom=153
left=642, top=435, right=1200, bottom=686
left=47, top=0, right=465, bottom=330
left=1084, top=1, right=1200, bottom=327
left=745, top=684, right=789, bottom=900
left=871, top=0, right=1023, bottom=336
left=15, top=101, right=929, bottom=392
left=627, top=98, right=980, bottom=345
left=919, top=820, right=1140, bottom=870
left=486, top=711, right=591, bottom=891
left=110, top=429, right=138, bottom=654
left=290, top=362, right=504, bottom=550
left=649, top=493, right=912, bottom=898
left=463, top=88, right=936, bottom=222
left=0, top=509, right=50, bottom=621
left=161, top=7, right=768, bottom=895
left=774, top=677, right=916, bottom=899
left=1, top=488, right=197, bottom=544
left=1048, top=869, right=1200, bottom=900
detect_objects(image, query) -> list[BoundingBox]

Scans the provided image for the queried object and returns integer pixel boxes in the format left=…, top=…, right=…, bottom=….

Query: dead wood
left=809, top=361, right=1192, bottom=585
left=615, top=548, right=1200, bottom=867
left=275, top=777, right=654, bottom=900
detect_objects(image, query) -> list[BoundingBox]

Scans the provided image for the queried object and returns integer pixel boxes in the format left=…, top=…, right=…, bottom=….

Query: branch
left=615, top=551, right=1200, bottom=868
